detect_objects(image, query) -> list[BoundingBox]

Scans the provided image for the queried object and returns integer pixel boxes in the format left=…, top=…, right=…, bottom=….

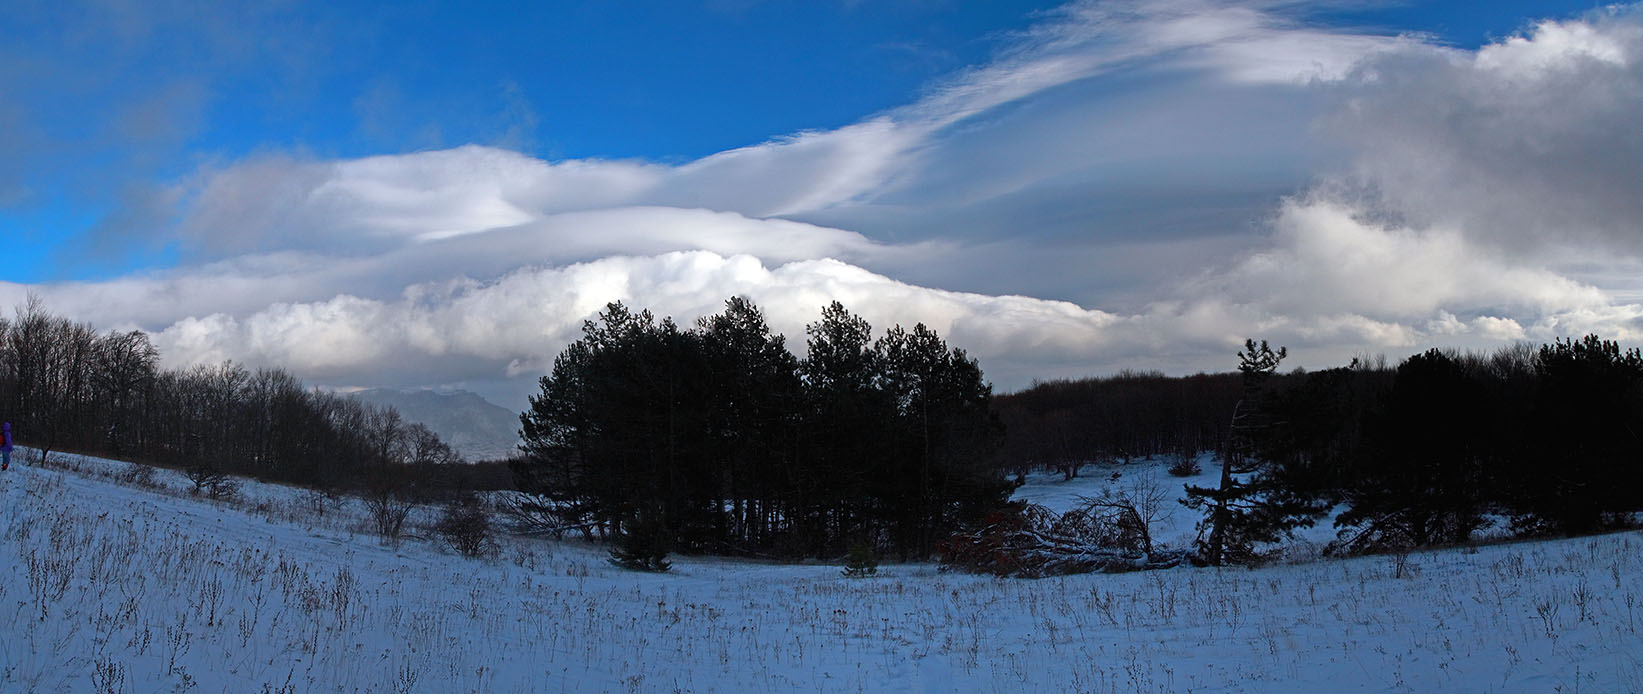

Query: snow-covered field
left=3, top=449, right=1640, bottom=692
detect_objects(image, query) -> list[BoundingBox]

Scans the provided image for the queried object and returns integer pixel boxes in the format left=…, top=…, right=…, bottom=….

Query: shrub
left=360, top=464, right=416, bottom=542
left=185, top=462, right=229, bottom=494
left=436, top=494, right=498, bottom=558
left=1165, top=454, right=1202, bottom=477
left=939, top=502, right=1184, bottom=578
left=119, top=462, right=159, bottom=489
left=205, top=476, right=240, bottom=501
left=366, top=495, right=412, bottom=541
left=300, top=488, right=336, bottom=517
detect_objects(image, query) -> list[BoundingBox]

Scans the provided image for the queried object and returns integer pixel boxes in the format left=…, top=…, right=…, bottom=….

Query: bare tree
left=93, top=330, right=158, bottom=455
left=1074, top=476, right=1173, bottom=555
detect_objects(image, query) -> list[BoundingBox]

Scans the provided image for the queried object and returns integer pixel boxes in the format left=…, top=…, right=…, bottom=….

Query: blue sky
left=3, top=0, right=1600, bottom=281
left=5, top=1, right=1066, bottom=281
left=4, top=1, right=1640, bottom=405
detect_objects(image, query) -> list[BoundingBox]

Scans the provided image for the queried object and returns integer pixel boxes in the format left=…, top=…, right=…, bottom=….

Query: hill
left=351, top=388, right=520, bottom=461
left=2, top=448, right=1637, bottom=691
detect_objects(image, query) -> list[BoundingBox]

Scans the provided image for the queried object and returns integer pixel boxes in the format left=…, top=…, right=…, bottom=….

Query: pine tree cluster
left=1180, top=335, right=1643, bottom=563
left=513, top=298, right=1011, bottom=563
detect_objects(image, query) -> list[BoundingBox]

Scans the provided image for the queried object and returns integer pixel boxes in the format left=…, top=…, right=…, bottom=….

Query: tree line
left=0, top=297, right=464, bottom=496
left=1239, top=335, right=1643, bottom=556
left=10, top=288, right=1637, bottom=568
left=512, top=298, right=1011, bottom=562
left=995, top=371, right=1243, bottom=480
left=1009, top=336, right=1643, bottom=564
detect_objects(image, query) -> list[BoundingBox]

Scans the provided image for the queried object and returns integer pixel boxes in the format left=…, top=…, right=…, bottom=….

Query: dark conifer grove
left=1001, top=335, right=1643, bottom=561
left=512, top=298, right=1011, bottom=560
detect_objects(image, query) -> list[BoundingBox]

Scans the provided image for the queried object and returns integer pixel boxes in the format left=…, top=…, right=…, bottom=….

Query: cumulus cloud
left=1203, top=198, right=1612, bottom=320
left=1169, top=5, right=1643, bottom=361
left=125, top=196, right=1643, bottom=405
left=138, top=251, right=1127, bottom=396
left=0, top=205, right=928, bottom=349
left=1161, top=196, right=1643, bottom=359
left=1328, top=8, right=1643, bottom=256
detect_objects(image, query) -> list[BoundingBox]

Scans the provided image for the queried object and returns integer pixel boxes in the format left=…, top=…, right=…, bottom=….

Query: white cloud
left=1119, top=2, right=1414, bottom=85
left=1329, top=8, right=1643, bottom=256
left=1148, top=191, right=1643, bottom=363
left=13, top=1, right=1643, bottom=406
left=162, top=0, right=1410, bottom=262
left=141, top=251, right=1127, bottom=391
left=1204, top=198, right=1611, bottom=320
left=1475, top=18, right=1638, bottom=77
left=1473, top=316, right=1527, bottom=342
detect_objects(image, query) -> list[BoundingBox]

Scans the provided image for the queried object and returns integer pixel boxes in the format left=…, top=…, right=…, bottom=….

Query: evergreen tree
left=797, top=301, right=888, bottom=556
left=1335, top=349, right=1492, bottom=553
left=515, top=298, right=1011, bottom=560
left=516, top=303, right=711, bottom=543
left=874, top=323, right=1010, bottom=558
left=841, top=536, right=878, bottom=578
left=1184, top=340, right=1326, bottom=565
left=610, top=505, right=673, bottom=572
left=697, top=297, right=803, bottom=552
left=1511, top=335, right=1643, bottom=534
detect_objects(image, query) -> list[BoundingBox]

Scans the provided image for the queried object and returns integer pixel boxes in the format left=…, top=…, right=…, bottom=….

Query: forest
left=994, top=370, right=1243, bottom=480
left=996, top=336, right=1643, bottom=564
left=0, top=297, right=468, bottom=500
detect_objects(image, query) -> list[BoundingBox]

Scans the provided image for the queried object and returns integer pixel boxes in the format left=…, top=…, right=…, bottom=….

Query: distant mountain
left=351, top=388, right=521, bottom=462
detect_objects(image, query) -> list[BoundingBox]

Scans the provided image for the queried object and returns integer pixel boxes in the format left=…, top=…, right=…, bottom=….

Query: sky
left=3, top=0, right=1639, bottom=409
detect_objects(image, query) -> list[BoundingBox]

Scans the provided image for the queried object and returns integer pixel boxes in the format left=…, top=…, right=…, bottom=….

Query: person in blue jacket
left=2, top=421, right=12, bottom=471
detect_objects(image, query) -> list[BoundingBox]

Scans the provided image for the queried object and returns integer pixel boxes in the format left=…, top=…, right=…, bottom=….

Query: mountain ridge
left=350, top=388, right=520, bottom=462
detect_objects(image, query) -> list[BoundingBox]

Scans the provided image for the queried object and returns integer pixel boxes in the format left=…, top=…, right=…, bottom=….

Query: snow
left=1007, top=453, right=1340, bottom=560
left=3, top=448, right=1641, bottom=692
left=1010, top=453, right=1218, bottom=536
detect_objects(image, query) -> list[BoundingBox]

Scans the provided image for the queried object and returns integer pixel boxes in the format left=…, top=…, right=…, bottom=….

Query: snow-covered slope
left=2, top=449, right=1639, bottom=692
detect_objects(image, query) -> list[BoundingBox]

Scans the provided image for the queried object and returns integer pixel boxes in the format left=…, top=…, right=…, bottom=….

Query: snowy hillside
left=2, top=449, right=1640, bottom=692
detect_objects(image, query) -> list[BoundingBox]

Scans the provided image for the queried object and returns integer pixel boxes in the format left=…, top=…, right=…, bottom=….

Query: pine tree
left=1184, top=340, right=1326, bottom=566
left=515, top=302, right=717, bottom=545
left=841, top=537, right=878, bottom=578
left=798, top=302, right=887, bottom=556
left=610, top=507, right=672, bottom=572
left=1334, top=349, right=1491, bottom=553
left=874, top=322, right=1009, bottom=558
left=515, top=298, right=1010, bottom=560
left=1510, top=335, right=1643, bottom=534
left=697, top=297, right=803, bottom=552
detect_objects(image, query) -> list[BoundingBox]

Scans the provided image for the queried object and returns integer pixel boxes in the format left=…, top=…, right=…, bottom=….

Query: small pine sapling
left=842, top=538, right=878, bottom=578
left=610, top=512, right=672, bottom=572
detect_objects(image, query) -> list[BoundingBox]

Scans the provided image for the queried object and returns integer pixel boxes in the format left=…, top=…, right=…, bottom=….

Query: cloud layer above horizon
left=8, top=1, right=1643, bottom=408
